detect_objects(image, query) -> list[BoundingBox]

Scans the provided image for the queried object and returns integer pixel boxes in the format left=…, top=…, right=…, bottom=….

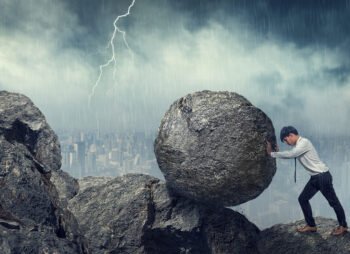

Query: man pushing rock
left=267, top=126, right=348, bottom=236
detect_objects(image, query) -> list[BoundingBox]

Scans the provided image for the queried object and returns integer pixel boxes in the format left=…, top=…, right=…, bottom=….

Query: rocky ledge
left=68, top=174, right=260, bottom=254
left=258, top=217, right=350, bottom=254
left=68, top=175, right=350, bottom=254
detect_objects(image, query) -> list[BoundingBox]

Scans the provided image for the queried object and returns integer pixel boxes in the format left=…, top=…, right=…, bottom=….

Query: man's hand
left=274, top=143, right=279, bottom=152
left=266, top=141, right=279, bottom=155
left=266, top=141, right=273, bottom=156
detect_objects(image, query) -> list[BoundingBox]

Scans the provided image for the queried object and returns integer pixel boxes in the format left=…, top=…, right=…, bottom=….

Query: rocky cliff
left=0, top=91, right=88, bottom=253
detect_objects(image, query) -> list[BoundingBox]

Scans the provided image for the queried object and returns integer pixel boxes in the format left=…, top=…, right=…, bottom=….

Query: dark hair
left=280, top=126, right=298, bottom=142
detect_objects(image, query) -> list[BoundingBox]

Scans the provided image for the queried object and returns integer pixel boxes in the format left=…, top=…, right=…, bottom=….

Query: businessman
left=267, top=126, right=347, bottom=236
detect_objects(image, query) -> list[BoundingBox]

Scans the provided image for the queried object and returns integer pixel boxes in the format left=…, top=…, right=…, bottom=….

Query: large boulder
left=68, top=174, right=260, bottom=254
left=258, top=217, right=350, bottom=254
left=0, top=91, right=88, bottom=253
left=154, top=90, right=277, bottom=207
left=0, top=90, right=61, bottom=173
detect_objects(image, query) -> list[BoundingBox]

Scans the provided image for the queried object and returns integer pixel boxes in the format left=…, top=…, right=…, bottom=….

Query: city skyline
left=58, top=129, right=161, bottom=179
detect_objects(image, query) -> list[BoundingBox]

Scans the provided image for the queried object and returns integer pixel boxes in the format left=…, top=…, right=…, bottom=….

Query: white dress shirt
left=271, top=136, right=329, bottom=175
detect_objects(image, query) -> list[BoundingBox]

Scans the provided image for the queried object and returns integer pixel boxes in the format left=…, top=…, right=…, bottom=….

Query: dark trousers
left=298, top=171, right=347, bottom=227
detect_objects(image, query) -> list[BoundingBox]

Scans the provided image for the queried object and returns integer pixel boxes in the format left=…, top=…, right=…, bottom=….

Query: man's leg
left=298, top=177, right=318, bottom=227
left=319, top=172, right=347, bottom=228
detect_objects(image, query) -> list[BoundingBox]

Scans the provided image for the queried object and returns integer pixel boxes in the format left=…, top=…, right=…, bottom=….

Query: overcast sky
left=1, top=0, right=350, bottom=136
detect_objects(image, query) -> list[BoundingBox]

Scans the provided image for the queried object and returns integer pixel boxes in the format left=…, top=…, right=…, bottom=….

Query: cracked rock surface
left=68, top=174, right=260, bottom=254
left=51, top=169, right=80, bottom=206
left=154, top=90, right=277, bottom=207
left=0, top=91, right=61, bottom=173
left=0, top=91, right=88, bottom=254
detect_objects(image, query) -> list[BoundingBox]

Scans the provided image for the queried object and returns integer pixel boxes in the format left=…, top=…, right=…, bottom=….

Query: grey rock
left=258, top=217, right=350, bottom=254
left=0, top=90, right=61, bottom=173
left=154, top=90, right=277, bottom=207
left=78, top=176, right=113, bottom=193
left=0, top=91, right=88, bottom=253
left=51, top=169, right=80, bottom=206
left=0, top=137, right=88, bottom=253
left=0, top=225, right=86, bottom=254
left=68, top=174, right=260, bottom=254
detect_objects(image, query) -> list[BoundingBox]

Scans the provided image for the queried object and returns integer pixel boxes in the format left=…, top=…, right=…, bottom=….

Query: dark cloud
left=323, top=66, right=350, bottom=86
left=62, top=0, right=133, bottom=37
left=4, top=0, right=350, bottom=50
left=54, top=0, right=350, bottom=65
left=1, top=0, right=350, bottom=134
left=167, top=0, right=350, bottom=48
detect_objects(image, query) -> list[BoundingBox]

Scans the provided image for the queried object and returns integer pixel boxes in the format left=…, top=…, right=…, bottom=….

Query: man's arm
left=270, top=140, right=310, bottom=159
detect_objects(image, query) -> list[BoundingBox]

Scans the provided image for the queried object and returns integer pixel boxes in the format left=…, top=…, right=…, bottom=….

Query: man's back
left=296, top=137, right=328, bottom=175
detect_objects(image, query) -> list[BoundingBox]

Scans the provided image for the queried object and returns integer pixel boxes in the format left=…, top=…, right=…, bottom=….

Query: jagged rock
left=0, top=91, right=61, bottom=173
left=258, top=217, right=350, bottom=254
left=77, top=176, right=113, bottom=193
left=0, top=225, right=86, bottom=254
left=51, top=169, right=80, bottom=205
left=0, top=91, right=88, bottom=253
left=68, top=174, right=260, bottom=254
left=154, top=90, right=277, bottom=207
left=0, top=136, right=87, bottom=253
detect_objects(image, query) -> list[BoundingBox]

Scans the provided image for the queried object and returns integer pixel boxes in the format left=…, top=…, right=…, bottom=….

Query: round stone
left=154, top=90, right=277, bottom=207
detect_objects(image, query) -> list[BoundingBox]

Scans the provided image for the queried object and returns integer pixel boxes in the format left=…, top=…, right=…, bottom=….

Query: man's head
left=280, top=126, right=299, bottom=146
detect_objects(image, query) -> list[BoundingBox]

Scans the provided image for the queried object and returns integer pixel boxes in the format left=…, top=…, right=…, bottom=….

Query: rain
left=1, top=0, right=350, bottom=230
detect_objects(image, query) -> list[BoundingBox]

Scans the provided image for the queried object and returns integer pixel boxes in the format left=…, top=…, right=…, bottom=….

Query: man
left=266, top=126, right=348, bottom=236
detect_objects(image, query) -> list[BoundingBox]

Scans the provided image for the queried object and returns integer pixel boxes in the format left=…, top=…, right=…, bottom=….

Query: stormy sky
left=1, top=0, right=350, bottom=135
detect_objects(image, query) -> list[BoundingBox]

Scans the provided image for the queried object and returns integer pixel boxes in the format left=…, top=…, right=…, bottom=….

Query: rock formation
left=0, top=91, right=88, bottom=253
left=258, top=217, right=350, bottom=254
left=76, top=176, right=113, bottom=193
left=2, top=90, right=346, bottom=254
left=68, top=174, right=260, bottom=254
left=154, top=90, right=277, bottom=207
left=51, top=169, right=80, bottom=206
left=0, top=91, right=61, bottom=173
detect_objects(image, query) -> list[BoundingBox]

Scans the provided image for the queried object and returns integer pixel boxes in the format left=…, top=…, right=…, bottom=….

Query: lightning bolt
left=88, top=0, right=136, bottom=107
